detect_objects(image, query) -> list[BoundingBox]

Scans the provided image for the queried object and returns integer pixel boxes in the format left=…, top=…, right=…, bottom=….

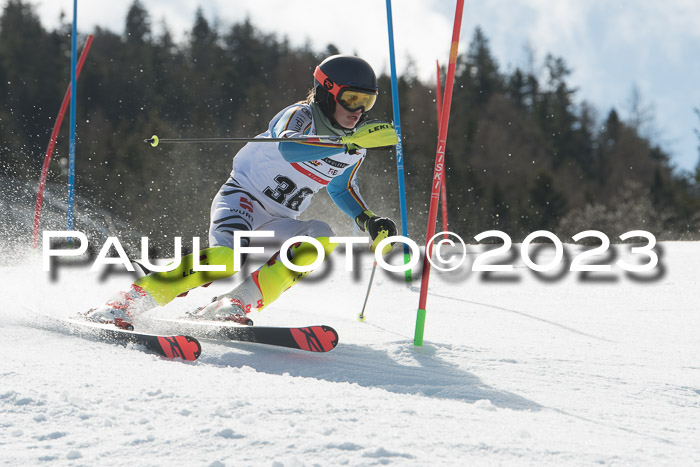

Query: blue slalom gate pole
left=67, top=0, right=78, bottom=232
left=385, top=0, right=412, bottom=283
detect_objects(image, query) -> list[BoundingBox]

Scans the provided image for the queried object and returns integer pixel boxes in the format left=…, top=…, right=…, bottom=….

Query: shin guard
left=135, top=246, right=237, bottom=306
left=252, top=237, right=337, bottom=311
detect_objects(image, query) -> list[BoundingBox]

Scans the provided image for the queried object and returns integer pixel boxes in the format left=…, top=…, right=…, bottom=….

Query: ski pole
left=144, top=134, right=345, bottom=147
left=358, top=260, right=378, bottom=322
left=144, top=121, right=398, bottom=149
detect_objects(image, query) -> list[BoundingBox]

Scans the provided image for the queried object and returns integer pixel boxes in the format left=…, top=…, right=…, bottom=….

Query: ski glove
left=345, top=143, right=360, bottom=155
left=355, top=210, right=397, bottom=256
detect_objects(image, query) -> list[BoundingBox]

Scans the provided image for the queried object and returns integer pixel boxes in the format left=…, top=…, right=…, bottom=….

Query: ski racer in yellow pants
left=82, top=54, right=397, bottom=329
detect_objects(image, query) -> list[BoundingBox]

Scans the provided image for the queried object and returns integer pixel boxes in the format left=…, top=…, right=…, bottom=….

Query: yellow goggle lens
left=337, top=89, right=377, bottom=112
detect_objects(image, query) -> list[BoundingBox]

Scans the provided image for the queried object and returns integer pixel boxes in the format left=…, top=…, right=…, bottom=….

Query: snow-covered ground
left=1, top=241, right=699, bottom=466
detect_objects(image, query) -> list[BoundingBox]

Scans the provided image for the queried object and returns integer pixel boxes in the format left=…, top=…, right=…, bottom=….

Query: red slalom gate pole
left=414, top=1, right=464, bottom=346
left=32, top=34, right=94, bottom=248
left=436, top=60, right=449, bottom=240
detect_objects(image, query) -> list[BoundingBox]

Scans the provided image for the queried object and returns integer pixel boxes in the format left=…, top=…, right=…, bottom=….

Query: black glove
left=355, top=210, right=397, bottom=255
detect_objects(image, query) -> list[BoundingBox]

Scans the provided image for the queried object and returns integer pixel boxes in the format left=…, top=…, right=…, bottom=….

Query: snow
left=1, top=241, right=699, bottom=465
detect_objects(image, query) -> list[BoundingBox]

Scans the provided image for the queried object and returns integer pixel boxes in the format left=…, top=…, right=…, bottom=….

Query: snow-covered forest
left=2, top=0, right=700, bottom=253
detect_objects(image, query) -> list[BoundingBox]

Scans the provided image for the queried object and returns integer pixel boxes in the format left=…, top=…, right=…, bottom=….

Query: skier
left=83, top=54, right=398, bottom=329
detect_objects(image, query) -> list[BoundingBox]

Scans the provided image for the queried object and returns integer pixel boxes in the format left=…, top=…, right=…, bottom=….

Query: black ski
left=150, top=319, right=339, bottom=353
left=64, top=319, right=202, bottom=361
left=213, top=324, right=338, bottom=352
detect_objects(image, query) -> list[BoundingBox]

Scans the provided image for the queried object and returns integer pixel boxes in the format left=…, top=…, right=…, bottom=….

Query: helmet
left=313, top=55, right=378, bottom=122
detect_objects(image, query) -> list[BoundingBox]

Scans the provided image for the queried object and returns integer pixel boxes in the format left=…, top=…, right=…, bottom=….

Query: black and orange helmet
left=313, top=55, right=378, bottom=120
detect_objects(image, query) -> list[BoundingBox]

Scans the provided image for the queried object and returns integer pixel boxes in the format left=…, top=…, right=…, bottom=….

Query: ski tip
left=322, top=325, right=339, bottom=350
left=64, top=318, right=202, bottom=361
left=290, top=325, right=339, bottom=352
left=157, top=335, right=202, bottom=361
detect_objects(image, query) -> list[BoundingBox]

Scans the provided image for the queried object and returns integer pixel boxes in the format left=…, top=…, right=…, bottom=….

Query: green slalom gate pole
left=414, top=308, right=427, bottom=345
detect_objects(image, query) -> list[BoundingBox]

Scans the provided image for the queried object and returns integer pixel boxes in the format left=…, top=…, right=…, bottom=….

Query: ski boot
left=188, top=296, right=254, bottom=326
left=81, top=284, right=157, bottom=330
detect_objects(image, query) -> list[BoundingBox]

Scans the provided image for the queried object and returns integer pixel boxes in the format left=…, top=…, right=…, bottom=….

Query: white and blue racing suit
left=209, top=103, right=369, bottom=249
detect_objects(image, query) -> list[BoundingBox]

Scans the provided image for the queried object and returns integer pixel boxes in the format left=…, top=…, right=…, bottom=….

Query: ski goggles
left=314, top=66, right=378, bottom=112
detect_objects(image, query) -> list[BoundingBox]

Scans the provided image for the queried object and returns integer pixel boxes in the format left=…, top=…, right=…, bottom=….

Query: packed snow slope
left=1, top=241, right=699, bottom=466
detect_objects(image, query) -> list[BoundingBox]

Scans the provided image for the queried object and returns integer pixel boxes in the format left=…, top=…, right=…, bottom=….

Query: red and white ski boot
left=81, top=284, right=157, bottom=330
left=189, top=296, right=254, bottom=326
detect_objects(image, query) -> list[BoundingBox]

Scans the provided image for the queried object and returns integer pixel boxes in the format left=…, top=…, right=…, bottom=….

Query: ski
left=213, top=324, right=338, bottom=352
left=64, top=319, right=202, bottom=361
left=149, top=318, right=339, bottom=353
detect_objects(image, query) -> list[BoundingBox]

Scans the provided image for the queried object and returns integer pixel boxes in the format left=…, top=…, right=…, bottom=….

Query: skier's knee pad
left=136, top=245, right=239, bottom=305
left=254, top=236, right=337, bottom=310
